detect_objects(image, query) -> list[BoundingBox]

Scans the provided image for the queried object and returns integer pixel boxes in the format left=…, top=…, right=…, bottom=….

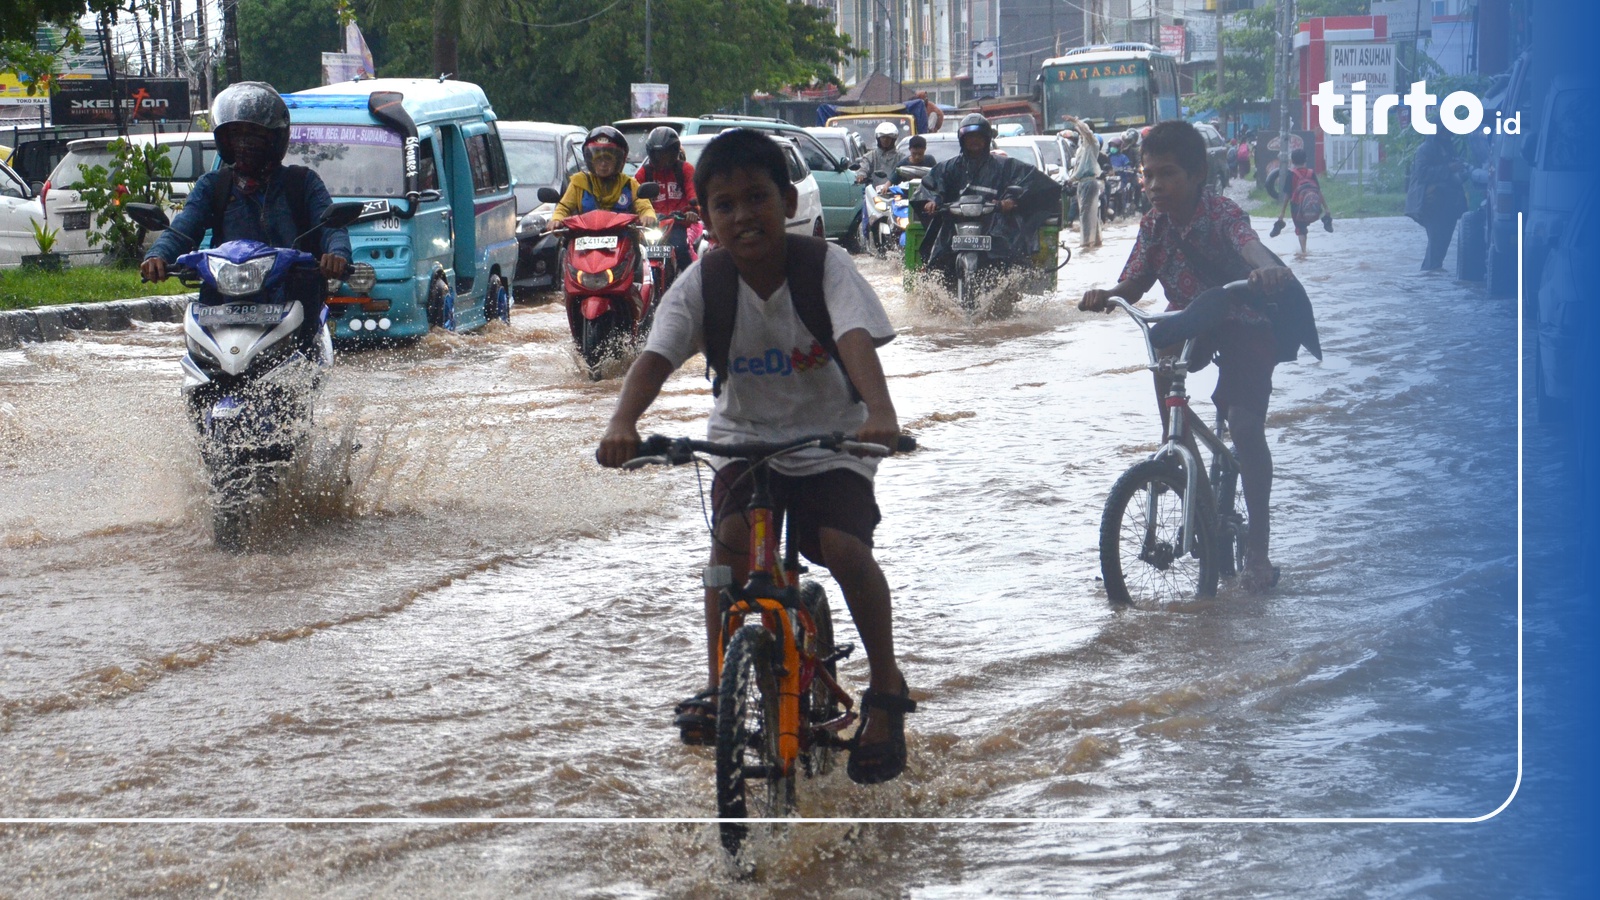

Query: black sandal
left=674, top=689, right=716, bottom=746
left=847, top=681, right=917, bottom=785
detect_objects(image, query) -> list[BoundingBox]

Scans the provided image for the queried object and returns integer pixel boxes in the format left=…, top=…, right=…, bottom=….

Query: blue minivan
left=284, top=79, right=518, bottom=340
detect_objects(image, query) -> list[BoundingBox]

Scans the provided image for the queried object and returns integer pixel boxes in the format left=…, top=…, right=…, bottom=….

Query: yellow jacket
left=551, top=172, right=656, bottom=222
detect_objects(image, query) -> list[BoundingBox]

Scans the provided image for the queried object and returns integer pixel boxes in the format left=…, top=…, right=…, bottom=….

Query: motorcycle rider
left=551, top=126, right=657, bottom=228
left=856, top=121, right=905, bottom=190
left=140, top=81, right=351, bottom=352
left=890, top=134, right=936, bottom=186
left=635, top=126, right=699, bottom=272
left=915, top=113, right=1060, bottom=268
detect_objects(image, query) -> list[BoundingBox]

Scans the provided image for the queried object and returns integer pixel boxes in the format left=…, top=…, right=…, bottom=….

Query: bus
left=1038, top=43, right=1180, bottom=134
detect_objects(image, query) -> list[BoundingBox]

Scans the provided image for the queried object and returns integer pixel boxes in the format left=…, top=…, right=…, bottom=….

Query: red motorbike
left=639, top=211, right=698, bottom=301
left=540, top=183, right=662, bottom=379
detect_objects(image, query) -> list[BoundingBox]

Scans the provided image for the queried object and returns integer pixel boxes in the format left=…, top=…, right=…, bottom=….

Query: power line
left=501, top=0, right=630, bottom=29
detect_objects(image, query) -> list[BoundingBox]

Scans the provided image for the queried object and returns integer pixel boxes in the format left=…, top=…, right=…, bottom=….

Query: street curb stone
left=0, top=294, right=196, bottom=350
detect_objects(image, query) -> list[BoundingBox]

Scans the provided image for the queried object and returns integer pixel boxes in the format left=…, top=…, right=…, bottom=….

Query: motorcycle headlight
left=346, top=263, right=377, bottom=292
left=518, top=215, right=548, bottom=235
left=208, top=255, right=275, bottom=297
left=895, top=217, right=909, bottom=229
left=872, top=197, right=889, bottom=212
left=642, top=227, right=664, bottom=243
left=579, top=270, right=613, bottom=290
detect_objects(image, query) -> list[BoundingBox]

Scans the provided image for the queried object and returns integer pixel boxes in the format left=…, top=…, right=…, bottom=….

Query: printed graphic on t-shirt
left=731, top=341, right=833, bottom=378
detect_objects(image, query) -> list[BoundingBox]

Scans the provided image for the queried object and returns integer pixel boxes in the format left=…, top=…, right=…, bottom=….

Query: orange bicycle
left=625, top=431, right=915, bottom=854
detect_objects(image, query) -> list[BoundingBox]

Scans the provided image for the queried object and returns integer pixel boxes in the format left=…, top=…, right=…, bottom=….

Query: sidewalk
left=0, top=295, right=195, bottom=349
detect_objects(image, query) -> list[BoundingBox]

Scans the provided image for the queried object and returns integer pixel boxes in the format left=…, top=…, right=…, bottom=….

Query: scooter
left=538, top=182, right=662, bottom=380
left=888, top=182, right=913, bottom=249
left=125, top=201, right=369, bottom=550
left=929, top=189, right=1004, bottom=312
left=639, top=210, right=694, bottom=301
left=861, top=176, right=895, bottom=256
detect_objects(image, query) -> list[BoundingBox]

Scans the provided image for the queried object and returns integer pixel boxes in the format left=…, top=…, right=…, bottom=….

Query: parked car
left=1193, top=122, right=1230, bottom=190
left=1481, top=51, right=1535, bottom=298
left=677, top=133, right=824, bottom=238
left=0, top=158, right=46, bottom=267
left=995, top=136, right=1047, bottom=172
left=1535, top=183, right=1596, bottom=422
left=285, top=78, right=519, bottom=340
left=498, top=121, right=585, bottom=299
left=41, top=132, right=216, bottom=262
left=804, top=126, right=866, bottom=168
left=615, top=115, right=857, bottom=242
left=1522, top=76, right=1594, bottom=308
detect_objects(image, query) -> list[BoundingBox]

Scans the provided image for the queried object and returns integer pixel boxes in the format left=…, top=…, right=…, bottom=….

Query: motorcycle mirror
left=319, top=202, right=365, bottom=229
left=124, top=202, right=171, bottom=232
left=836, top=159, right=849, bottom=172
left=849, top=162, right=861, bottom=171
left=537, top=187, right=562, bottom=204
left=636, top=181, right=661, bottom=201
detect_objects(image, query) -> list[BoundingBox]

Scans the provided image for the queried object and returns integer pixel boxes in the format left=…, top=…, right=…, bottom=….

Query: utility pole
left=644, top=0, right=653, bottom=80
left=194, top=0, right=211, bottom=108
left=1275, top=0, right=1296, bottom=184
left=171, top=0, right=185, bottom=80
left=223, top=0, right=242, bottom=84
left=1215, top=7, right=1226, bottom=126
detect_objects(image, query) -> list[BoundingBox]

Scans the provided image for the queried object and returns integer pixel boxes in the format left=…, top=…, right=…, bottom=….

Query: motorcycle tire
left=580, top=310, right=620, bottom=381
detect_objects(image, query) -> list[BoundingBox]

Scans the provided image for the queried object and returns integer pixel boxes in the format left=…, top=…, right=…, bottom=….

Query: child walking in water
left=1271, top=149, right=1332, bottom=258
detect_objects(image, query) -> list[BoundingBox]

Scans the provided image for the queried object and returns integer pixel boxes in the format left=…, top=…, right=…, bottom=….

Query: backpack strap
left=209, top=166, right=235, bottom=246
left=701, top=235, right=860, bottom=403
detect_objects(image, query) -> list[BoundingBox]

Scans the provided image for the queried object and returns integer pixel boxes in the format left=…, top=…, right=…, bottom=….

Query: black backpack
left=700, top=235, right=860, bottom=402
left=207, top=164, right=316, bottom=250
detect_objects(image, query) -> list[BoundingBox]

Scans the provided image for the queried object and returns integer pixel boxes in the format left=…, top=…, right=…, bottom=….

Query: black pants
left=1422, top=215, right=1459, bottom=271
left=667, top=224, right=693, bottom=273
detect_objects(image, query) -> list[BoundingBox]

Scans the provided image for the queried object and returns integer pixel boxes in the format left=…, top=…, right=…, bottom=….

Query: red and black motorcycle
left=638, top=210, right=700, bottom=301
left=540, top=183, right=662, bottom=379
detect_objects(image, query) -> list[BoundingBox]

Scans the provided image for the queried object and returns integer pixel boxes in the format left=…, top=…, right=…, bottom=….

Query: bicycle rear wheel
left=800, top=581, right=839, bottom=778
left=716, top=623, right=794, bottom=855
left=1100, top=459, right=1219, bottom=605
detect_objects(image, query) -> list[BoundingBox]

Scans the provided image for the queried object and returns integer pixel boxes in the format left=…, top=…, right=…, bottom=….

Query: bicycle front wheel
left=716, top=624, right=795, bottom=855
left=1100, top=459, right=1219, bottom=605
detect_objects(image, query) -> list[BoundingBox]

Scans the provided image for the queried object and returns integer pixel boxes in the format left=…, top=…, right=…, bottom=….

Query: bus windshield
left=286, top=124, right=405, bottom=198
left=1042, top=60, right=1153, bottom=131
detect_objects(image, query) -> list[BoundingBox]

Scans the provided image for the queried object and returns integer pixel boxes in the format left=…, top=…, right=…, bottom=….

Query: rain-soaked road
left=0, top=211, right=1533, bottom=896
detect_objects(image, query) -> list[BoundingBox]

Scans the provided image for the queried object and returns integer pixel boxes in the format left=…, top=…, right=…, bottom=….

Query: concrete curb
left=0, top=295, right=194, bottom=350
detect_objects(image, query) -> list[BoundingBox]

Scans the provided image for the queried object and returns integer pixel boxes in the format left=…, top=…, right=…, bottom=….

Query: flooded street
left=0, top=214, right=1531, bottom=896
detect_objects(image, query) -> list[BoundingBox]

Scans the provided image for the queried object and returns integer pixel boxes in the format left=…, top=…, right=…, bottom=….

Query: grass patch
left=0, top=265, right=191, bottom=311
left=1243, top=180, right=1405, bottom=219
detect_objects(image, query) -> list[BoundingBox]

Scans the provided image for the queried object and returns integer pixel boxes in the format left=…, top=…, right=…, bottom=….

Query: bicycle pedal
left=822, top=644, right=856, bottom=666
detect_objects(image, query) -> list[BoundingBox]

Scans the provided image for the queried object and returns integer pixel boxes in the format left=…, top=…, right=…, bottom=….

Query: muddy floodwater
left=0, top=214, right=1547, bottom=897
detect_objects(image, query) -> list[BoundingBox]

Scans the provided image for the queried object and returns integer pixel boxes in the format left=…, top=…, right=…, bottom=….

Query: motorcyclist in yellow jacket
left=552, top=126, right=657, bottom=226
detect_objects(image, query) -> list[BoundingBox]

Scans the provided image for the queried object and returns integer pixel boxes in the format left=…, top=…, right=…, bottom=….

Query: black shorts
left=711, top=464, right=881, bottom=565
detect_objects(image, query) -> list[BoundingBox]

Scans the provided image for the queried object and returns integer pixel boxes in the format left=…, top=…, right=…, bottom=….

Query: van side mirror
left=124, top=202, right=170, bottom=232
left=319, top=202, right=365, bottom=229
left=417, top=189, right=442, bottom=202
left=636, top=181, right=661, bottom=200
left=537, top=186, right=562, bottom=204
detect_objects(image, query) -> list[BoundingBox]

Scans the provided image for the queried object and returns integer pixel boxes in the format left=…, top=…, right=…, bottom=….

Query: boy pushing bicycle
left=1079, top=121, right=1319, bottom=592
left=596, top=129, right=915, bottom=786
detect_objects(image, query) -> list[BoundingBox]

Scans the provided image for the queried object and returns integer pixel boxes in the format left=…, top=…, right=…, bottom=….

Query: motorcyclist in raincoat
left=914, top=113, right=1061, bottom=268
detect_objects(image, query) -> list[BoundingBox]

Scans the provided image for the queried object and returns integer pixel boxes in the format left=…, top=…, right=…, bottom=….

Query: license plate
left=62, top=211, right=90, bottom=231
left=574, top=235, right=618, bottom=252
left=372, top=217, right=402, bottom=231
left=950, top=234, right=992, bottom=251
left=643, top=245, right=673, bottom=259
left=193, top=302, right=291, bottom=326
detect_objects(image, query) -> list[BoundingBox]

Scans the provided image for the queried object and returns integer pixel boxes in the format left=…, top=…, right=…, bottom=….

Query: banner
left=971, top=39, right=999, bottom=87
left=48, top=78, right=191, bottom=126
left=1, top=73, right=49, bottom=106
left=322, top=53, right=367, bottom=85
left=1160, top=25, right=1186, bottom=60
left=630, top=83, right=669, bottom=118
left=345, top=22, right=376, bottom=77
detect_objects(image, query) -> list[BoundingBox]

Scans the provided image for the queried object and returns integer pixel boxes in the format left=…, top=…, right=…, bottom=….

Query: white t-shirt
left=644, top=243, right=896, bottom=479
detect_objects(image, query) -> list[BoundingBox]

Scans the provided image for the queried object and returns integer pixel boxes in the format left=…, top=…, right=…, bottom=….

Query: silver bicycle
left=1099, top=283, right=1252, bottom=605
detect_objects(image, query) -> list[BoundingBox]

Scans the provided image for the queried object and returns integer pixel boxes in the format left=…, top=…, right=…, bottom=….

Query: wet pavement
left=0, top=211, right=1535, bottom=896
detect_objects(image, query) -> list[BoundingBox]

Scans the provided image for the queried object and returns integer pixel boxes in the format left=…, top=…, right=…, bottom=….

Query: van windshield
left=286, top=124, right=405, bottom=197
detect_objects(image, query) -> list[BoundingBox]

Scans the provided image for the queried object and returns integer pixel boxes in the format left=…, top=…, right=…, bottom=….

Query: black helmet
left=644, top=126, right=681, bottom=160
left=957, top=113, right=994, bottom=142
left=583, top=125, right=629, bottom=170
left=212, top=81, right=291, bottom=165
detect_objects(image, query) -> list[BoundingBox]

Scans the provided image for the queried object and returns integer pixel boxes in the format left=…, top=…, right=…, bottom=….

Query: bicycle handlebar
left=622, top=432, right=918, bottom=470
left=1108, top=279, right=1252, bottom=371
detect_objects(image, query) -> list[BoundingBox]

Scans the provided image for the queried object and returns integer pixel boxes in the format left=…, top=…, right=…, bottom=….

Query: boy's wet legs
left=1227, top=403, right=1273, bottom=572
left=817, top=526, right=905, bottom=751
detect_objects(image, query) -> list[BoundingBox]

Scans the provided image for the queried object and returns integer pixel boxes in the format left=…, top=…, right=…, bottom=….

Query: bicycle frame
left=714, top=463, right=856, bottom=776
left=1110, top=296, right=1243, bottom=559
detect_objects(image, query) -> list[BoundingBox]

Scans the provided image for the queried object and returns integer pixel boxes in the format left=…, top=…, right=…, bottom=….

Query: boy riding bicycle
left=596, top=128, right=915, bottom=785
left=1079, top=121, right=1318, bottom=592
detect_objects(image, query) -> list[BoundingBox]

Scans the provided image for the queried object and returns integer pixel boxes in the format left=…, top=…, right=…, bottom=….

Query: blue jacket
left=144, top=165, right=353, bottom=264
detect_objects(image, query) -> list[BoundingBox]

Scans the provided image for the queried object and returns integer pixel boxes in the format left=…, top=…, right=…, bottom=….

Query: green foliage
left=74, top=139, right=175, bottom=267
left=351, top=0, right=857, bottom=125
left=1189, top=4, right=1276, bottom=117
left=0, top=264, right=191, bottom=310
left=240, top=0, right=344, bottom=94
left=29, top=219, right=59, bottom=254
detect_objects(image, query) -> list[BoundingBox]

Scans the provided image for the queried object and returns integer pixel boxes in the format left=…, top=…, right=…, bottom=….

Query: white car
left=0, top=159, right=46, bottom=268
left=677, top=133, right=825, bottom=238
left=42, top=132, right=216, bottom=262
left=995, top=136, right=1047, bottom=172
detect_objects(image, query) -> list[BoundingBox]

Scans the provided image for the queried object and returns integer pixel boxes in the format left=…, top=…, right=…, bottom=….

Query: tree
left=0, top=1, right=122, bottom=91
left=238, top=0, right=343, bottom=94
left=1190, top=4, right=1275, bottom=119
